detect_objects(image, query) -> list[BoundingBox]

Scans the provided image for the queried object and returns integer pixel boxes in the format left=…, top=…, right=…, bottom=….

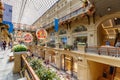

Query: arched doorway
left=72, top=25, right=88, bottom=50
left=39, top=49, right=45, bottom=60
left=96, top=13, right=120, bottom=46
left=45, top=50, right=56, bottom=66
left=61, top=54, right=74, bottom=75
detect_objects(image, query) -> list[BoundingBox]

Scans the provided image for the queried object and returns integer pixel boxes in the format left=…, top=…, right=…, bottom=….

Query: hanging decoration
left=2, top=3, right=13, bottom=33
left=54, top=18, right=59, bottom=32
left=23, top=33, right=33, bottom=43
left=36, top=28, right=47, bottom=39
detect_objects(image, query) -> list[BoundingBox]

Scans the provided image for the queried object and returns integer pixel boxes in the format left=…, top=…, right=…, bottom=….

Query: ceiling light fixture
left=107, top=7, right=111, bottom=11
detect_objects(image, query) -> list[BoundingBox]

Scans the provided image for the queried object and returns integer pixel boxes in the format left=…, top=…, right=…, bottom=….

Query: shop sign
left=36, top=28, right=47, bottom=39
left=23, top=33, right=33, bottom=43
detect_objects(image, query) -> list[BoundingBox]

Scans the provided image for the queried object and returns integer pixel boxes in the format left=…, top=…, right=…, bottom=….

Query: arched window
left=72, top=25, right=87, bottom=33
left=59, top=30, right=67, bottom=35
left=50, top=32, right=55, bottom=36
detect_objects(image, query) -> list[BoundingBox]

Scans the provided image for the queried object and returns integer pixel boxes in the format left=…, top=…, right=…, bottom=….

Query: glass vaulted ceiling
left=2, top=0, right=59, bottom=25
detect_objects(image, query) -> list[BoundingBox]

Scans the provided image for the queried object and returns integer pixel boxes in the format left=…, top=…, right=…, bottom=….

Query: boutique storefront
left=61, top=54, right=77, bottom=78
left=97, top=16, right=120, bottom=47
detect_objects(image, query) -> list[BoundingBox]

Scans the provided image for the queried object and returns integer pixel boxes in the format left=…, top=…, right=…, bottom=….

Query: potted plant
left=28, top=58, right=60, bottom=80
left=13, top=44, right=27, bottom=52
left=12, top=44, right=28, bottom=73
left=64, top=45, right=72, bottom=51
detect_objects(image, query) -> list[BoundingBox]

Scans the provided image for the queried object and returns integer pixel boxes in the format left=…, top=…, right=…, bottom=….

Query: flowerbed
left=27, top=57, right=60, bottom=80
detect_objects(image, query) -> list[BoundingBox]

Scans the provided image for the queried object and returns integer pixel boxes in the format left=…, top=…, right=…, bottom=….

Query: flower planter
left=78, top=45, right=86, bottom=52
left=13, top=51, right=28, bottom=73
left=27, top=57, right=60, bottom=80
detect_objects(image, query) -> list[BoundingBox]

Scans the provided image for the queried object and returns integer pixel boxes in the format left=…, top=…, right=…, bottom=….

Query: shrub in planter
left=29, top=58, right=42, bottom=70
left=36, top=68, right=60, bottom=80
left=64, top=45, right=72, bottom=51
left=28, top=58, right=60, bottom=80
left=12, top=44, right=27, bottom=52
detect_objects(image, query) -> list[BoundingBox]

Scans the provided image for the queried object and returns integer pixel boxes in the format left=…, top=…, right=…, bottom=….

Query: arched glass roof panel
left=2, top=0, right=59, bottom=25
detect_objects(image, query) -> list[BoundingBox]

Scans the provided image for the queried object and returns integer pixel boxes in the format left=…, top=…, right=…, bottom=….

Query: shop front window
left=59, top=30, right=67, bottom=35
left=61, top=37, right=67, bottom=44
left=75, top=36, right=87, bottom=45
left=72, top=25, right=87, bottom=33
left=61, top=54, right=74, bottom=75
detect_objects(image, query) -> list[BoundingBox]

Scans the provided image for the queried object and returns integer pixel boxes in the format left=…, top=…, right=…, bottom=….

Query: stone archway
left=60, top=54, right=74, bottom=75
left=60, top=53, right=78, bottom=77
left=95, top=12, right=120, bottom=46
left=45, top=50, right=57, bottom=66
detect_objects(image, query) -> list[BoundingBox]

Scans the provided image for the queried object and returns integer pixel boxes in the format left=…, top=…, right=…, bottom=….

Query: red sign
left=36, top=28, right=47, bottom=39
left=23, top=33, right=33, bottom=43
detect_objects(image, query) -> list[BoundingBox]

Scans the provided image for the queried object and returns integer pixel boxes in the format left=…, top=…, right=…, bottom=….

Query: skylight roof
left=2, top=0, right=59, bottom=25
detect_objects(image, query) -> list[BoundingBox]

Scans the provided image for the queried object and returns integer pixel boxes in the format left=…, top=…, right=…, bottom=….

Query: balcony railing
left=43, top=3, right=92, bottom=28
left=21, top=55, right=40, bottom=80
left=86, top=46, right=120, bottom=57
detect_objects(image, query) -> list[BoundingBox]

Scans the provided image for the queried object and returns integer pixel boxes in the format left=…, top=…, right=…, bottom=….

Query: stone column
left=87, top=24, right=97, bottom=46
left=77, top=57, right=89, bottom=80
left=55, top=32, right=59, bottom=48
left=55, top=52, right=61, bottom=69
left=67, top=29, right=73, bottom=45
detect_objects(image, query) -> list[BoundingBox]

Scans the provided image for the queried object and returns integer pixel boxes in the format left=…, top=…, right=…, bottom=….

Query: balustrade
left=21, top=55, right=40, bottom=80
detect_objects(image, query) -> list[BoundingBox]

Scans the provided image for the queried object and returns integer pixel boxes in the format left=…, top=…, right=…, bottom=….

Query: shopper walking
left=3, top=41, right=6, bottom=50
left=0, top=41, right=3, bottom=50
left=8, top=41, right=12, bottom=49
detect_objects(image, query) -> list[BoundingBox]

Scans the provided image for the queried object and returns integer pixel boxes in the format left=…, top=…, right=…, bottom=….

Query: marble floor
left=0, top=49, right=20, bottom=80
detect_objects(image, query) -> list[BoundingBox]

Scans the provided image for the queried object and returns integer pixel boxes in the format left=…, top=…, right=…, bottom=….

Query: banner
left=36, top=28, right=47, bottom=39
left=23, top=33, right=33, bottom=43
left=54, top=18, right=59, bottom=32
left=2, top=3, right=13, bottom=33
left=2, top=21, right=13, bottom=33
left=3, top=3, right=12, bottom=22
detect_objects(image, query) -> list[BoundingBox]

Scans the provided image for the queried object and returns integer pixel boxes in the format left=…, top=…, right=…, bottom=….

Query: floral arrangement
left=12, top=44, right=27, bottom=52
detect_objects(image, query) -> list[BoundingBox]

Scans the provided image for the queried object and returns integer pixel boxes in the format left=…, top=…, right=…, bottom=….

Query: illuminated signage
left=23, top=33, right=33, bottom=43
left=36, top=28, right=47, bottom=39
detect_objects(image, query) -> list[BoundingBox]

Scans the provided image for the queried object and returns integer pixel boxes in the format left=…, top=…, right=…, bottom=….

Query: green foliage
left=28, top=58, right=60, bottom=80
left=40, top=43, right=45, bottom=46
left=29, top=58, right=42, bottom=70
left=64, top=44, right=72, bottom=50
left=78, top=42, right=86, bottom=45
left=13, top=44, right=27, bottom=52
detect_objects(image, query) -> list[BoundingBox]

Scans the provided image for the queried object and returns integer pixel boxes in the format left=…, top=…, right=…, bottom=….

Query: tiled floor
left=0, top=49, right=20, bottom=80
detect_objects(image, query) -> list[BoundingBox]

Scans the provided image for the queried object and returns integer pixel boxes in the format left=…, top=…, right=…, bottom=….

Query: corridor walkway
left=0, top=49, right=20, bottom=80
